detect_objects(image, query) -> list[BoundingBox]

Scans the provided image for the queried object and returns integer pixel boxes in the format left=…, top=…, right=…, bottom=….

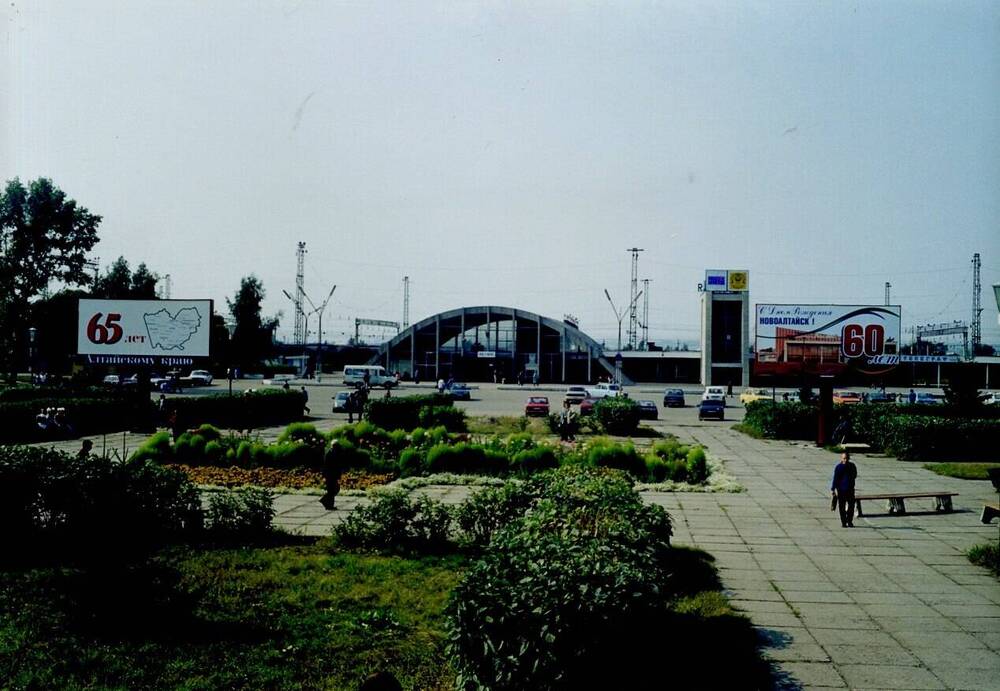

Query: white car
left=102, top=374, right=120, bottom=385
left=983, top=392, right=1000, bottom=406
left=564, top=386, right=588, bottom=404
left=188, top=370, right=213, bottom=385
left=702, top=386, right=727, bottom=407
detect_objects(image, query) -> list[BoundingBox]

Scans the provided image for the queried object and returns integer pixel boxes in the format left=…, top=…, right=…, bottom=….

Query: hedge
left=167, top=389, right=305, bottom=429
left=0, top=396, right=153, bottom=443
left=742, top=400, right=1000, bottom=461
left=364, top=393, right=462, bottom=431
left=591, top=397, right=641, bottom=436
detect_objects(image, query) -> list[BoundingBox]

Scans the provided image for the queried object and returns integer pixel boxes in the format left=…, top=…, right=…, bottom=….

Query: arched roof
left=373, top=305, right=606, bottom=357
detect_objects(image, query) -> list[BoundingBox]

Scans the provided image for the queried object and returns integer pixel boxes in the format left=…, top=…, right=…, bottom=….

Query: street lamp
left=27, top=327, right=37, bottom=384
left=300, top=284, right=336, bottom=381
left=603, top=290, right=642, bottom=384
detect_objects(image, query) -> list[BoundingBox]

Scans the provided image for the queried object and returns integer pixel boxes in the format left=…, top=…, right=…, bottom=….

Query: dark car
left=579, top=398, right=598, bottom=415
left=867, top=391, right=896, bottom=404
left=446, top=382, right=472, bottom=400
left=525, top=396, right=550, bottom=417
left=663, top=388, right=685, bottom=407
left=698, top=399, right=725, bottom=421
left=637, top=400, right=658, bottom=420
left=332, top=391, right=351, bottom=411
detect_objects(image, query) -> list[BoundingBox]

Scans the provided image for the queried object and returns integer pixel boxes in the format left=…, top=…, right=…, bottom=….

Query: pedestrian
left=532, top=371, right=539, bottom=386
left=831, top=450, right=858, bottom=528
left=320, top=442, right=343, bottom=510
left=437, top=377, right=445, bottom=393
left=559, top=400, right=575, bottom=442
left=384, top=386, right=392, bottom=399
left=77, top=439, right=93, bottom=459
left=347, top=390, right=357, bottom=424
left=300, top=386, right=310, bottom=414
left=168, top=409, right=181, bottom=440
left=414, top=370, right=421, bottom=385
left=363, top=370, right=371, bottom=389
left=832, top=416, right=851, bottom=446
left=282, top=380, right=290, bottom=391
left=908, top=389, right=916, bottom=405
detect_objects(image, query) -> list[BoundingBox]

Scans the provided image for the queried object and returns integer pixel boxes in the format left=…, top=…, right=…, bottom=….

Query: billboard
left=704, top=269, right=749, bottom=292
left=78, top=299, right=212, bottom=363
left=755, top=304, right=901, bottom=376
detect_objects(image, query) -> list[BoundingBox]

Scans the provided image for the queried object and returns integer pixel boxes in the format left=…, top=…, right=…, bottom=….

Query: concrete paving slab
left=777, top=662, right=846, bottom=688
left=836, top=663, right=945, bottom=690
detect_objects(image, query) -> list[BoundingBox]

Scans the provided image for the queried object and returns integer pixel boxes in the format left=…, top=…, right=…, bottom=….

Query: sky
left=4, top=0, right=1000, bottom=349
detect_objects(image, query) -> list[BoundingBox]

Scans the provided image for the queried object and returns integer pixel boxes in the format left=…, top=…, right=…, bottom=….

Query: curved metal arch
left=372, top=305, right=606, bottom=357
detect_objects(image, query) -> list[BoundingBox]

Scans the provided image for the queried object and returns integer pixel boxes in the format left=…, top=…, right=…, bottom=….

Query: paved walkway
left=269, top=424, right=1000, bottom=690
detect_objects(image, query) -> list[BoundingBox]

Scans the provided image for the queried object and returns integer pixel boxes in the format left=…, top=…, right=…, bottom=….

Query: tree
left=93, top=256, right=159, bottom=299
left=0, top=178, right=101, bottom=378
left=227, top=275, right=279, bottom=369
left=942, top=365, right=987, bottom=414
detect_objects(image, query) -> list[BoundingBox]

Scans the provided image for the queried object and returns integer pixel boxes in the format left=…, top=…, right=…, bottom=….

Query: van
left=343, top=365, right=398, bottom=388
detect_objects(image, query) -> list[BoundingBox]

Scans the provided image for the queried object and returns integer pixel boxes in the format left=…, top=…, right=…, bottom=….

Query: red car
left=525, top=396, right=550, bottom=416
left=578, top=398, right=598, bottom=415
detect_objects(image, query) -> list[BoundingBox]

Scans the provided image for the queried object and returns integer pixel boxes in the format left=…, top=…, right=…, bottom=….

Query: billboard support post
left=818, top=377, right=834, bottom=447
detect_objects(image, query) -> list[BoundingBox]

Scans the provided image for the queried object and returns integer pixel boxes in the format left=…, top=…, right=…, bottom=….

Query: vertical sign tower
left=626, top=248, right=643, bottom=350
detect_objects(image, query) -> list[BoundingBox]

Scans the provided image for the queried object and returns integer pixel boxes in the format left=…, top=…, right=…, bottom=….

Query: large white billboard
left=78, top=299, right=212, bottom=360
left=755, top=304, right=901, bottom=375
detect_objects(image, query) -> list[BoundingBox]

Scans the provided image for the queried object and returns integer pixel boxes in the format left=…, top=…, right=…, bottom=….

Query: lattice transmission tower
left=626, top=247, right=643, bottom=349
left=294, top=242, right=306, bottom=345
left=972, top=252, right=982, bottom=353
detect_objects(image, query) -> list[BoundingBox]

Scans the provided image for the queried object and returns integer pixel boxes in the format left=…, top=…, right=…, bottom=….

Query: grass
left=923, top=462, right=1000, bottom=480
left=967, top=543, right=1000, bottom=578
left=731, top=423, right=765, bottom=439
left=466, top=415, right=549, bottom=436
left=0, top=541, right=464, bottom=690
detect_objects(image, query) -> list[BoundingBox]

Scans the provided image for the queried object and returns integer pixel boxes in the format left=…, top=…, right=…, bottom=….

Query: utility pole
left=604, top=288, right=644, bottom=354
left=972, top=253, right=982, bottom=354
left=301, top=285, right=336, bottom=380
left=884, top=281, right=891, bottom=306
left=403, top=276, right=410, bottom=329
left=626, top=248, right=644, bottom=350
left=294, top=242, right=306, bottom=345
left=641, top=278, right=651, bottom=349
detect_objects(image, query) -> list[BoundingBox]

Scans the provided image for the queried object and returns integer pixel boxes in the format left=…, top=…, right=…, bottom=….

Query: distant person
left=832, top=417, right=851, bottom=446
left=831, top=451, right=858, bottom=528
left=413, top=371, right=420, bottom=385
left=532, top=371, right=539, bottom=386
left=363, top=370, right=371, bottom=388
left=320, top=443, right=343, bottom=510
left=301, top=386, right=310, bottom=414
left=77, top=439, right=93, bottom=459
left=282, top=380, right=290, bottom=391
left=437, top=378, right=445, bottom=393
left=347, top=390, right=358, bottom=424
left=908, top=389, right=916, bottom=405
left=559, top=400, right=575, bottom=442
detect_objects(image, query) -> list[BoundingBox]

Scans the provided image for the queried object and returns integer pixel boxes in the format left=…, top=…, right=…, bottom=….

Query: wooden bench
left=982, top=503, right=1000, bottom=524
left=854, top=492, right=958, bottom=517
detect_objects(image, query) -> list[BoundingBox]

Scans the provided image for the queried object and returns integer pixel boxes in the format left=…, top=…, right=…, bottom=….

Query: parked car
left=332, top=391, right=351, bottom=411
left=698, top=399, right=725, bottom=420
left=525, top=396, right=550, bottom=417
left=985, top=392, right=1000, bottom=406
left=102, top=374, right=120, bottom=386
left=637, top=400, right=659, bottom=420
left=579, top=398, right=598, bottom=415
left=867, top=391, right=897, bottom=404
left=702, top=386, right=726, bottom=406
left=739, top=388, right=771, bottom=405
left=585, top=382, right=627, bottom=399
left=447, top=382, right=472, bottom=400
left=911, top=392, right=941, bottom=405
left=564, top=386, right=589, bottom=404
left=662, top=388, right=685, bottom=408
left=832, top=390, right=862, bottom=405
left=188, top=369, right=213, bottom=386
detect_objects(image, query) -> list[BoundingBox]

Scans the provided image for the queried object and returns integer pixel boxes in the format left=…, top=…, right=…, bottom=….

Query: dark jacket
left=831, top=461, right=858, bottom=493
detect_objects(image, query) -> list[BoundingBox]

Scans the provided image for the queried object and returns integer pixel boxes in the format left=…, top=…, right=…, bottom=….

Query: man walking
left=831, top=450, right=858, bottom=528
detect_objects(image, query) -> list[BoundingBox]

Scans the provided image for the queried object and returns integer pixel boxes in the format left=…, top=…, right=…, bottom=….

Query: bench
left=982, top=503, right=1000, bottom=524
left=854, top=492, right=959, bottom=517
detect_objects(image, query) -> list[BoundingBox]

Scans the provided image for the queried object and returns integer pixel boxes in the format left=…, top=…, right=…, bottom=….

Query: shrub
left=453, top=482, right=534, bottom=549
left=277, top=422, right=325, bottom=446
left=207, top=487, right=276, bottom=536
left=0, top=395, right=153, bottom=443
left=881, top=416, right=1000, bottom=461
left=425, top=442, right=508, bottom=476
left=325, top=439, right=373, bottom=471
left=418, top=405, right=467, bottom=432
left=686, top=446, right=708, bottom=484
left=0, top=446, right=202, bottom=562
left=741, top=400, right=816, bottom=439
left=581, top=438, right=646, bottom=478
left=448, top=467, right=674, bottom=690
left=131, top=431, right=174, bottom=463
left=167, top=389, right=304, bottom=430
left=512, top=445, right=558, bottom=475
left=398, top=448, right=427, bottom=477
left=334, top=489, right=452, bottom=553
left=592, top=397, right=641, bottom=436
left=364, top=393, right=456, bottom=431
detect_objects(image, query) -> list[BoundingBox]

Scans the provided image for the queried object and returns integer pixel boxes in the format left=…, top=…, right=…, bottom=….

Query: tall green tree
left=0, top=178, right=101, bottom=378
left=93, top=256, right=159, bottom=299
left=227, top=275, right=279, bottom=369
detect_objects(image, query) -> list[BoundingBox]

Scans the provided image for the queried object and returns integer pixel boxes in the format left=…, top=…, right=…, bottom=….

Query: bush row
left=742, top=400, right=1000, bottom=461
left=363, top=393, right=465, bottom=431
left=0, top=396, right=153, bottom=443
left=168, top=389, right=306, bottom=429
left=0, top=446, right=277, bottom=564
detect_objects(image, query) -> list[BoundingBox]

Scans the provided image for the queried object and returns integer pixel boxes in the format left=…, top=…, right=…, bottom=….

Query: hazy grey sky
left=5, top=1, right=1000, bottom=347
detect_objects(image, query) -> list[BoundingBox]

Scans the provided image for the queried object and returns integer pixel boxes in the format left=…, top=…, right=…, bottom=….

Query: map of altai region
left=143, top=307, right=203, bottom=351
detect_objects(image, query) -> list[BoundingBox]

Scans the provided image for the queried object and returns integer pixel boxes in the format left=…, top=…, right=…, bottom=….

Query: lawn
left=923, top=462, right=1000, bottom=481
left=0, top=542, right=464, bottom=690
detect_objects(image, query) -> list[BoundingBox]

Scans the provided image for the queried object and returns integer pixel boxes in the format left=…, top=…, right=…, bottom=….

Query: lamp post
left=301, top=284, right=336, bottom=381
left=603, top=290, right=642, bottom=384
left=224, top=320, right=236, bottom=396
left=27, top=327, right=37, bottom=384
